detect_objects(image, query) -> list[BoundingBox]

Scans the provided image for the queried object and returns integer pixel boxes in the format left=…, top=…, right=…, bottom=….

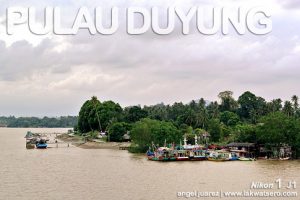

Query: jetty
left=119, top=145, right=130, bottom=150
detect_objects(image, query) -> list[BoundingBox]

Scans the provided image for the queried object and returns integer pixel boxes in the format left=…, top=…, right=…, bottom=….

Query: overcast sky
left=0, top=0, right=300, bottom=116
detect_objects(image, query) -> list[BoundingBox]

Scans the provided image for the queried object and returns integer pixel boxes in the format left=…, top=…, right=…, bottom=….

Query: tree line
left=0, top=116, right=78, bottom=128
left=76, top=91, right=300, bottom=156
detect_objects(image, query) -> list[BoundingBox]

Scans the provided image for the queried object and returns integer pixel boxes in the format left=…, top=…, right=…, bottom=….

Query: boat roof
left=226, top=142, right=255, bottom=147
left=230, top=149, right=248, bottom=153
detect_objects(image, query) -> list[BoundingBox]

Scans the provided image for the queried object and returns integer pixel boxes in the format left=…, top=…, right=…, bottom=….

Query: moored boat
left=279, top=157, right=290, bottom=161
left=239, top=157, right=256, bottom=161
left=148, top=147, right=177, bottom=161
left=228, top=152, right=239, bottom=161
left=146, top=150, right=155, bottom=160
left=208, top=151, right=230, bottom=161
left=36, top=139, right=47, bottom=149
left=26, top=140, right=35, bottom=149
left=176, top=150, right=189, bottom=161
left=207, top=157, right=228, bottom=161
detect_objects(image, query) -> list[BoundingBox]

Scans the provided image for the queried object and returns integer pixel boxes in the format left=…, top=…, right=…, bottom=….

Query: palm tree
left=283, top=101, right=293, bottom=117
left=291, top=95, right=299, bottom=114
left=91, top=96, right=102, bottom=132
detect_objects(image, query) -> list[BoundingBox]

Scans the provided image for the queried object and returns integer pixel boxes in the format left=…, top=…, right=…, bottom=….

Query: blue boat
left=36, top=139, right=47, bottom=149
left=228, top=152, right=239, bottom=161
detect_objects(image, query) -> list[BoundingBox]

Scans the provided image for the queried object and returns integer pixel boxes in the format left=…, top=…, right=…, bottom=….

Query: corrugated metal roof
left=226, top=142, right=255, bottom=147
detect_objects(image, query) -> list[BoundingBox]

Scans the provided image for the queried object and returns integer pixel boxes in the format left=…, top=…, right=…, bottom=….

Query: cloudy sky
left=0, top=0, right=300, bottom=116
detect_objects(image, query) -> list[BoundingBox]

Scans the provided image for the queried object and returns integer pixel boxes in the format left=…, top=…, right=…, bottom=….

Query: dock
left=119, top=144, right=130, bottom=150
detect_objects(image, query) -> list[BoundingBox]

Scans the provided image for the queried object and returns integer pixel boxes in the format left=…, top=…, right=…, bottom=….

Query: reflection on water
left=0, top=128, right=299, bottom=200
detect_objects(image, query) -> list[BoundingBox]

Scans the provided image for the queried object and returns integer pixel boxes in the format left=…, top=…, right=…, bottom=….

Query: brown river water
left=0, top=128, right=299, bottom=200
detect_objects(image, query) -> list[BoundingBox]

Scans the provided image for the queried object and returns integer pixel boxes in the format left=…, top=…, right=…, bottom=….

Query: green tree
left=99, top=100, right=123, bottom=131
left=208, top=119, right=222, bottom=142
left=220, top=111, right=239, bottom=126
left=218, top=91, right=238, bottom=112
left=283, top=101, right=293, bottom=117
left=124, top=106, right=148, bottom=123
left=130, top=118, right=181, bottom=148
left=78, top=97, right=101, bottom=133
left=207, top=101, right=220, bottom=119
left=108, top=122, right=129, bottom=142
left=78, top=97, right=123, bottom=133
left=256, top=112, right=298, bottom=147
left=144, top=103, right=168, bottom=121
left=237, top=91, right=257, bottom=119
left=291, top=95, right=299, bottom=117
left=267, top=99, right=282, bottom=113
left=235, top=124, right=256, bottom=143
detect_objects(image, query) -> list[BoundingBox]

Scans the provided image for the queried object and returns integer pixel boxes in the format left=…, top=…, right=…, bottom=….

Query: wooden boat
left=191, top=156, right=207, bottom=161
left=147, top=147, right=177, bottom=161
left=279, top=157, right=290, bottom=161
left=239, top=157, right=256, bottom=161
left=208, top=151, right=229, bottom=161
left=174, top=145, right=207, bottom=161
left=207, top=157, right=228, bottom=161
left=190, top=150, right=207, bottom=161
left=26, top=141, right=35, bottom=149
left=176, top=150, right=189, bottom=161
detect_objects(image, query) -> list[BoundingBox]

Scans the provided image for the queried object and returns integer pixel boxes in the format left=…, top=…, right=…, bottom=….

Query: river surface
left=0, top=128, right=299, bottom=200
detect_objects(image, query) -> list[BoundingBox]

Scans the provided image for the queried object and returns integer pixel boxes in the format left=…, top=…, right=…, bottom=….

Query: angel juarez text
left=5, top=6, right=272, bottom=35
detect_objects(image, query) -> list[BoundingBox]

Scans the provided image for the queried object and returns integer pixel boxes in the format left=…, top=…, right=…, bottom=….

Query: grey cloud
left=0, top=0, right=299, bottom=116
left=278, top=0, right=300, bottom=9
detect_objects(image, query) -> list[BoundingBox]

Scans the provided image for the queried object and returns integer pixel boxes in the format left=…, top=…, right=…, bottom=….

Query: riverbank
left=56, top=133, right=131, bottom=149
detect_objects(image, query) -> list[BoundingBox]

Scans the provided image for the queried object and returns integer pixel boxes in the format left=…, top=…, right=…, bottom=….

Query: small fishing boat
left=208, top=151, right=229, bottom=161
left=228, top=152, right=239, bottom=161
left=26, top=140, right=35, bottom=149
left=190, top=149, right=207, bottom=161
left=176, top=150, right=189, bottom=161
left=148, top=147, right=177, bottom=161
left=279, top=157, right=290, bottom=161
left=36, top=139, right=47, bottom=149
left=146, top=150, right=155, bottom=160
left=207, top=157, right=227, bottom=161
left=239, top=157, right=256, bottom=161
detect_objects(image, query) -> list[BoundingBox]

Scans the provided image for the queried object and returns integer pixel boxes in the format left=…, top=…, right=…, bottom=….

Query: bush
left=130, top=118, right=182, bottom=150
left=108, top=122, right=129, bottom=142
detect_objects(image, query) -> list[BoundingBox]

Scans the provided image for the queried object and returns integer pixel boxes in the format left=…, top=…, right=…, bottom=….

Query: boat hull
left=189, top=156, right=207, bottom=161
left=239, top=157, right=256, bottom=161
left=176, top=157, right=189, bottom=161
left=149, top=157, right=177, bottom=161
left=208, top=157, right=228, bottom=162
left=36, top=144, right=47, bottom=149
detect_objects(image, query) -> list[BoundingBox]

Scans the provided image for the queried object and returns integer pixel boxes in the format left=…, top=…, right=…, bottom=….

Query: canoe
left=239, top=157, right=256, bottom=161
left=279, top=157, right=290, bottom=161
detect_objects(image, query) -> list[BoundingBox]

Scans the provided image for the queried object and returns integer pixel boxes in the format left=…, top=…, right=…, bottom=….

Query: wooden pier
left=119, top=146, right=129, bottom=150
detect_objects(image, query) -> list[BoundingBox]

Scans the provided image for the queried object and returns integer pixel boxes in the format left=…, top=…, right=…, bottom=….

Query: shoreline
left=56, top=133, right=131, bottom=150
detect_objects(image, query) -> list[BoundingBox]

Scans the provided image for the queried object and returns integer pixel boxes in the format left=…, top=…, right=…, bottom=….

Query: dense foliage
left=130, top=118, right=182, bottom=147
left=0, top=116, right=77, bottom=128
left=78, top=96, right=122, bottom=133
left=77, top=91, right=300, bottom=157
left=108, top=122, right=130, bottom=142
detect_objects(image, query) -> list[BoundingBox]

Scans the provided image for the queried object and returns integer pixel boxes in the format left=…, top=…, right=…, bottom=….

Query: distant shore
left=56, top=133, right=131, bottom=150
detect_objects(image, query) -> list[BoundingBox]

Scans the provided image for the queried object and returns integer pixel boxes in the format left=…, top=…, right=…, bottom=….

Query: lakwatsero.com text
left=5, top=6, right=272, bottom=35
